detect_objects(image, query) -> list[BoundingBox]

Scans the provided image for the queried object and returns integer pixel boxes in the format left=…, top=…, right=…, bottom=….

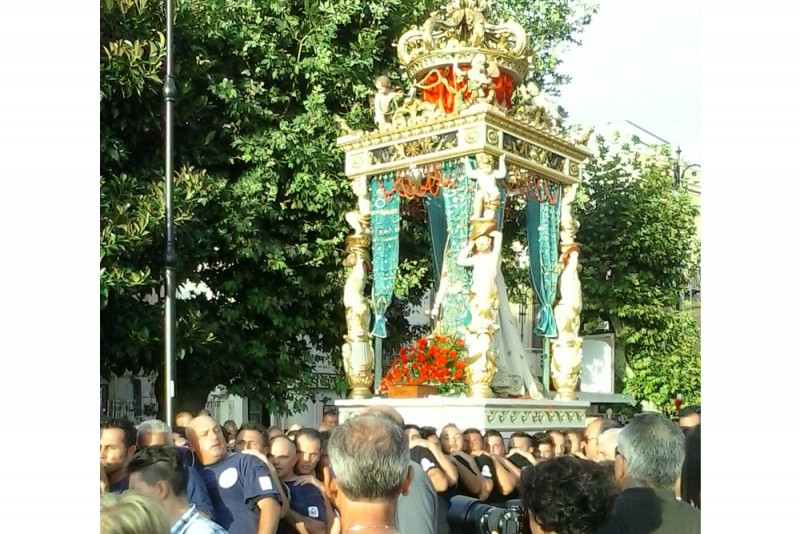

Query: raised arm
left=457, top=240, right=476, bottom=267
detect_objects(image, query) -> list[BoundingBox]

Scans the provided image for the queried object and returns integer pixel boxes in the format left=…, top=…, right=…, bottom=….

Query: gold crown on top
left=397, top=0, right=529, bottom=84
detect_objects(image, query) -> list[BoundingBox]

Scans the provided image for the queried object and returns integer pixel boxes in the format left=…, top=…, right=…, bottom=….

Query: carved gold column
left=550, top=184, right=583, bottom=400
left=342, top=176, right=374, bottom=399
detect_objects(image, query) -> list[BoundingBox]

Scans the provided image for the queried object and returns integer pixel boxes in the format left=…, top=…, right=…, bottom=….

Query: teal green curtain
left=425, top=191, right=447, bottom=288
left=370, top=173, right=400, bottom=338
left=526, top=180, right=561, bottom=338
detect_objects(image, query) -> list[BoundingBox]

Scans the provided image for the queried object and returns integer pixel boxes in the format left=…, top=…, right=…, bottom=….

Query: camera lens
left=448, top=496, right=524, bottom=534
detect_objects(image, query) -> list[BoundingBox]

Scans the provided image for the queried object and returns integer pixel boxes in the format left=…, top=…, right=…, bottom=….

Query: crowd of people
left=100, top=405, right=701, bottom=534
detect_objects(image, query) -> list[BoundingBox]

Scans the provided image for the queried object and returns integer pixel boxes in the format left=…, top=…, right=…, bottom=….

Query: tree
left=100, top=0, right=598, bottom=415
left=575, top=135, right=701, bottom=413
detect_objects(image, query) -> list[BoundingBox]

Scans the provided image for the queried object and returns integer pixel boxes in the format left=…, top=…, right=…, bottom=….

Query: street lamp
left=163, top=0, right=177, bottom=427
left=672, top=146, right=701, bottom=189
left=672, top=147, right=700, bottom=312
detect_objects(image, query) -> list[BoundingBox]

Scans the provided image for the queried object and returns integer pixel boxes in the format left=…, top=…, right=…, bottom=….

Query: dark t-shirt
left=277, top=480, right=328, bottom=534
left=474, top=454, right=504, bottom=505
left=505, top=454, right=534, bottom=501
left=411, top=447, right=449, bottom=534
left=177, top=447, right=216, bottom=519
left=109, top=477, right=128, bottom=493
left=199, top=452, right=281, bottom=534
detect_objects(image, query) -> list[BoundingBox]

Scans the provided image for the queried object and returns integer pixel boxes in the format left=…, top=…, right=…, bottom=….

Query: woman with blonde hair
left=100, top=491, right=169, bottom=534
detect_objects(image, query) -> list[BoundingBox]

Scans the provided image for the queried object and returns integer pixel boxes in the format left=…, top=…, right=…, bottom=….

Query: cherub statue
left=373, top=75, right=403, bottom=130
left=463, top=153, right=505, bottom=221
left=457, top=221, right=503, bottom=334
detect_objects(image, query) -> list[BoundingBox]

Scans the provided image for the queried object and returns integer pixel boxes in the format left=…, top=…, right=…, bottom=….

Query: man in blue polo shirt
left=188, top=415, right=282, bottom=534
left=101, top=417, right=137, bottom=493
left=270, top=435, right=328, bottom=534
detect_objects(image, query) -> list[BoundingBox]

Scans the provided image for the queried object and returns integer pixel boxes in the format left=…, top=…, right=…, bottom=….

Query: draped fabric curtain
left=526, top=180, right=561, bottom=338
left=425, top=191, right=447, bottom=289
left=370, top=173, right=401, bottom=338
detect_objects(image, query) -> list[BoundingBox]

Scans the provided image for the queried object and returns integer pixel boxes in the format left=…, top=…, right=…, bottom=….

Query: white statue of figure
left=343, top=253, right=370, bottom=341
left=554, top=249, right=582, bottom=338
left=464, top=153, right=504, bottom=221
left=457, top=223, right=503, bottom=334
left=373, top=75, right=402, bottom=130
left=560, top=183, right=579, bottom=245
left=345, top=176, right=370, bottom=237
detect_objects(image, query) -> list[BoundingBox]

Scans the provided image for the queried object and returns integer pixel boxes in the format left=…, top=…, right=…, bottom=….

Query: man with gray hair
left=137, top=419, right=216, bottom=520
left=323, top=413, right=413, bottom=534
left=595, top=427, right=623, bottom=463
left=360, top=405, right=437, bottom=534
left=597, top=413, right=700, bottom=533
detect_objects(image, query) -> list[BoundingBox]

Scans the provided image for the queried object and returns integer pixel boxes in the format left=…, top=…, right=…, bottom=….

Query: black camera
left=447, top=495, right=528, bottom=534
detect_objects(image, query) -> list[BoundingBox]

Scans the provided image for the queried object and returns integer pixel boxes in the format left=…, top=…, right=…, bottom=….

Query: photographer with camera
left=447, top=455, right=616, bottom=534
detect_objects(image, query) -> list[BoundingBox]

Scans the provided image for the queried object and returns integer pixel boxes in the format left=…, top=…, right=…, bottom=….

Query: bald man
left=188, top=415, right=282, bottom=534
left=361, top=405, right=437, bottom=534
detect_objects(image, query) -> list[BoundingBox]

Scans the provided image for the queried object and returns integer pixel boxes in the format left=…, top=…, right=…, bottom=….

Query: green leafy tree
left=100, top=0, right=598, bottom=415
left=576, top=136, right=700, bottom=413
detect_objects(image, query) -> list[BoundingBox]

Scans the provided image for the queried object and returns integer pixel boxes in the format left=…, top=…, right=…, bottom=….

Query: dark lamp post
left=163, top=0, right=177, bottom=427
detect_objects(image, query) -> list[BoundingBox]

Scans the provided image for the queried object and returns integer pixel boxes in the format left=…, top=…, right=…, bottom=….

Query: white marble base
left=334, top=396, right=591, bottom=436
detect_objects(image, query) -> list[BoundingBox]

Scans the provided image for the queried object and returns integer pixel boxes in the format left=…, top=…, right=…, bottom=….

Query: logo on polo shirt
left=481, top=465, right=492, bottom=478
left=219, top=467, right=238, bottom=489
left=308, top=506, right=319, bottom=518
left=259, top=476, right=273, bottom=491
left=420, top=458, right=435, bottom=472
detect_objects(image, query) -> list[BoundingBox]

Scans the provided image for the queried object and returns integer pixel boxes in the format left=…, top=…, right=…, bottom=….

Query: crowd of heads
left=100, top=403, right=700, bottom=534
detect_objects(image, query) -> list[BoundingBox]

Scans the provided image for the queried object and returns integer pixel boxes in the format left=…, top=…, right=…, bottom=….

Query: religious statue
left=553, top=248, right=582, bottom=338
left=464, top=153, right=504, bottom=221
left=559, top=183, right=579, bottom=245
left=457, top=220, right=503, bottom=397
left=454, top=53, right=499, bottom=109
left=373, top=75, right=403, bottom=130
left=345, top=176, right=370, bottom=238
left=342, top=249, right=374, bottom=398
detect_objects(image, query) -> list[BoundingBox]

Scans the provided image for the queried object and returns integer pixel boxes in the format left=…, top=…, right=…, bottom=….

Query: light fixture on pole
left=672, top=147, right=701, bottom=311
left=163, top=0, right=177, bottom=427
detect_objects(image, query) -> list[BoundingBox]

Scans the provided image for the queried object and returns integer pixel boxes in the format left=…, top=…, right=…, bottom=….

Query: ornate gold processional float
left=337, top=0, right=591, bottom=406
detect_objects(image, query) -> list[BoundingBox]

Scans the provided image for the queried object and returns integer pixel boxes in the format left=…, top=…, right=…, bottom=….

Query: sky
left=556, top=0, right=701, bottom=163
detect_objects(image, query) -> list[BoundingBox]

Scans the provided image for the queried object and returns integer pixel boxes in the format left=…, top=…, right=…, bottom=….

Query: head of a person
left=615, top=413, right=685, bottom=490
left=269, top=435, right=298, bottom=481
left=419, top=426, right=440, bottom=447
left=508, top=431, right=533, bottom=452
left=548, top=430, right=566, bottom=456
left=680, top=423, right=701, bottom=509
left=100, top=491, right=170, bottom=534
left=484, top=429, right=506, bottom=455
left=186, top=415, right=227, bottom=466
left=324, top=413, right=412, bottom=509
left=266, top=426, right=285, bottom=444
left=678, top=405, right=701, bottom=430
left=595, top=428, right=623, bottom=463
left=294, top=428, right=323, bottom=476
left=101, top=418, right=138, bottom=478
left=222, top=420, right=238, bottom=444
left=532, top=432, right=555, bottom=460
left=564, top=430, right=582, bottom=456
left=440, top=423, right=463, bottom=454
left=235, top=421, right=269, bottom=454
left=125, top=444, right=188, bottom=506
left=583, top=419, right=622, bottom=461
left=322, top=409, right=339, bottom=429
left=404, top=424, right=422, bottom=442
left=521, top=455, right=616, bottom=534
left=136, top=419, right=172, bottom=449
left=174, top=412, right=194, bottom=428
left=463, top=428, right=484, bottom=453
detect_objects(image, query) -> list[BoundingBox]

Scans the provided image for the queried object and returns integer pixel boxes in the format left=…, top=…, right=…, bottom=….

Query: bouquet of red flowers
left=379, top=334, right=468, bottom=396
